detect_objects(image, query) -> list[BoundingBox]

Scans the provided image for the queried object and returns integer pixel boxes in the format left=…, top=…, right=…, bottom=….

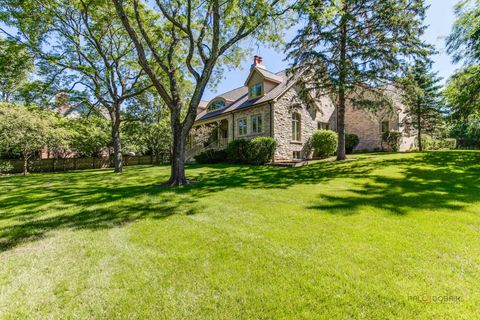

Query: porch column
left=229, top=115, right=234, bottom=142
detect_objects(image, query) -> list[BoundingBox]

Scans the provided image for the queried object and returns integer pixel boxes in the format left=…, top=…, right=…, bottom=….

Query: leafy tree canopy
left=0, top=103, right=71, bottom=173
left=112, top=0, right=291, bottom=185
left=444, top=65, right=480, bottom=120
left=0, top=36, right=33, bottom=103
left=447, top=0, right=480, bottom=64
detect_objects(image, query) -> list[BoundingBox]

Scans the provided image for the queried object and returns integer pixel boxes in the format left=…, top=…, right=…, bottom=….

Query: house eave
left=194, top=100, right=274, bottom=125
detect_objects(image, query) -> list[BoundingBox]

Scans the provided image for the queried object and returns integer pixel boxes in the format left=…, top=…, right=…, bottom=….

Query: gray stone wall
left=272, top=86, right=336, bottom=161
left=232, top=104, right=272, bottom=140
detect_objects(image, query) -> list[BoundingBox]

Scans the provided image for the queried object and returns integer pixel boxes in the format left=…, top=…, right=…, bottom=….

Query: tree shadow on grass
left=0, top=152, right=480, bottom=251
left=307, top=152, right=480, bottom=215
left=0, top=167, right=204, bottom=251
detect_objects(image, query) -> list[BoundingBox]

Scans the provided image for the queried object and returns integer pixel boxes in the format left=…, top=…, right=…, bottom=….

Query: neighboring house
left=188, top=56, right=415, bottom=162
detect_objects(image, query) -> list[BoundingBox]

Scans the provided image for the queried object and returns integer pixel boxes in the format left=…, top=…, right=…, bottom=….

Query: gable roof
left=196, top=70, right=292, bottom=122
left=244, top=66, right=284, bottom=85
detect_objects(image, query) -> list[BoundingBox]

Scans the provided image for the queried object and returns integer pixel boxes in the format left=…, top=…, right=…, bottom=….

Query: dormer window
left=207, top=99, right=226, bottom=113
left=249, top=83, right=263, bottom=99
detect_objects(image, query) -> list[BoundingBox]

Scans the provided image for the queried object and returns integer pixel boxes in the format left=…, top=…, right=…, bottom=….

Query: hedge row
left=195, top=137, right=276, bottom=165
left=420, top=136, right=457, bottom=150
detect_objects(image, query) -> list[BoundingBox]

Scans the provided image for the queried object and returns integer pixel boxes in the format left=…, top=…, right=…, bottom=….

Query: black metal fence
left=1, top=154, right=170, bottom=174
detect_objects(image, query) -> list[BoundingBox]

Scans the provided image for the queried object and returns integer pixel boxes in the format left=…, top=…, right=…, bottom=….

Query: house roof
left=198, top=100, right=209, bottom=108
left=244, top=66, right=284, bottom=85
left=196, top=70, right=292, bottom=122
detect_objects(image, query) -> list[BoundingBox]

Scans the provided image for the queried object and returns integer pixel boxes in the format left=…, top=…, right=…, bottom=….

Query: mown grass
left=0, top=151, right=479, bottom=319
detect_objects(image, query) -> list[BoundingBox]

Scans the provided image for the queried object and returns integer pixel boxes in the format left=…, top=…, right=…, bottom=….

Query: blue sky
left=204, top=0, right=460, bottom=101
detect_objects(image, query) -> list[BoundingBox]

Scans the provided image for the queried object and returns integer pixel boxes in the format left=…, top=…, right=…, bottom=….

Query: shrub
left=247, top=137, right=276, bottom=165
left=382, top=131, right=401, bottom=152
left=226, top=139, right=250, bottom=163
left=442, top=138, right=457, bottom=150
left=420, top=136, right=457, bottom=151
left=311, top=130, right=338, bottom=158
left=420, top=135, right=435, bottom=150
left=345, top=133, right=360, bottom=154
left=194, top=149, right=227, bottom=164
left=0, top=161, right=14, bottom=174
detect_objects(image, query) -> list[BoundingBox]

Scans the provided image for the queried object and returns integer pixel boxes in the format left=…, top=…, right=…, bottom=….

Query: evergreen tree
left=287, top=0, right=430, bottom=160
left=399, top=61, right=443, bottom=151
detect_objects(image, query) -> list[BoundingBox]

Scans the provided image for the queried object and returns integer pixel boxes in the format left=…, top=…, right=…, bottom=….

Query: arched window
left=292, top=112, right=301, bottom=141
left=207, top=99, right=226, bottom=113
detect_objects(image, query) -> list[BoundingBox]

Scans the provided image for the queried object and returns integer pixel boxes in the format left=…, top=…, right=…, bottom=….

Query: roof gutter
left=195, top=100, right=274, bottom=125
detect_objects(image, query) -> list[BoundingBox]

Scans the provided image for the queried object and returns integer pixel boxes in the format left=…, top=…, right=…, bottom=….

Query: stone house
left=188, top=56, right=415, bottom=162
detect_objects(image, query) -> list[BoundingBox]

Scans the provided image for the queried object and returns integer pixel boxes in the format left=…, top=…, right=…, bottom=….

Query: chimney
left=252, top=55, right=266, bottom=69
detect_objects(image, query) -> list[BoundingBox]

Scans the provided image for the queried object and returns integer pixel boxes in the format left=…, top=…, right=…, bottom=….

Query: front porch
left=186, top=118, right=232, bottom=161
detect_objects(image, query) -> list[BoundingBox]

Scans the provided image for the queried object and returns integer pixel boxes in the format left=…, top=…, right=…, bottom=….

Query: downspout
left=232, top=112, right=235, bottom=141
left=269, top=102, right=274, bottom=138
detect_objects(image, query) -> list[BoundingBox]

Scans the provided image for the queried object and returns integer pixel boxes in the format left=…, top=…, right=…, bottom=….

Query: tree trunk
left=112, top=129, right=123, bottom=173
left=23, top=157, right=28, bottom=176
left=111, top=115, right=123, bottom=173
left=336, top=3, right=348, bottom=161
left=417, top=123, right=422, bottom=151
left=167, top=124, right=187, bottom=186
left=337, top=89, right=347, bottom=161
left=417, top=103, right=423, bottom=151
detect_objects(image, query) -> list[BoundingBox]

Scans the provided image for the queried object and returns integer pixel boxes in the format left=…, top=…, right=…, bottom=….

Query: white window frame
left=251, top=114, right=263, bottom=134
left=238, top=118, right=248, bottom=136
left=292, top=112, right=301, bottom=142
left=318, top=122, right=329, bottom=130
left=207, top=100, right=226, bottom=113
left=249, top=83, right=263, bottom=98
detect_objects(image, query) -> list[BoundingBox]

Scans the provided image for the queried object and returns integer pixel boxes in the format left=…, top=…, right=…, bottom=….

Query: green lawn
left=0, top=152, right=479, bottom=319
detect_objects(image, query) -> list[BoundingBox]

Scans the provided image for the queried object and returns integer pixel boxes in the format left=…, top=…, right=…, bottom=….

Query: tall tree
left=0, top=103, right=71, bottom=175
left=399, top=61, right=443, bottom=151
left=122, top=92, right=172, bottom=163
left=68, top=116, right=111, bottom=158
left=444, top=65, right=480, bottom=120
left=287, top=0, right=429, bottom=160
left=0, top=37, right=33, bottom=103
left=447, top=0, right=480, bottom=65
left=445, top=0, right=480, bottom=121
left=0, top=0, right=152, bottom=173
left=112, top=0, right=289, bottom=186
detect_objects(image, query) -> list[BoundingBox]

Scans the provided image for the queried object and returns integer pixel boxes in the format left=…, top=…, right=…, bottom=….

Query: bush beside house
left=311, top=130, right=338, bottom=158
left=226, top=139, right=251, bottom=163
left=225, top=137, right=276, bottom=165
left=345, top=133, right=360, bottom=154
left=382, top=131, right=402, bottom=152
left=194, top=149, right=228, bottom=164
left=246, top=137, right=277, bottom=165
